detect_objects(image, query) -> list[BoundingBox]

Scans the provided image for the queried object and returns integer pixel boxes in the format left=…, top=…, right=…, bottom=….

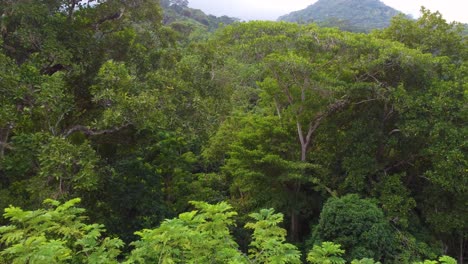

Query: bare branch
left=0, top=141, right=13, bottom=150
left=353, top=98, right=380, bottom=105
left=93, top=8, right=125, bottom=30
left=274, top=98, right=282, bottom=119
left=63, top=123, right=131, bottom=138
left=388, top=129, right=401, bottom=136
left=305, top=99, right=348, bottom=147
left=297, top=122, right=305, bottom=147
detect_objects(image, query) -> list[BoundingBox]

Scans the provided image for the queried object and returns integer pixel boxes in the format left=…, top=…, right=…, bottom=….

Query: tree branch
left=305, top=99, right=348, bottom=147
left=63, top=123, right=131, bottom=138
left=353, top=98, right=380, bottom=105
left=67, top=0, right=80, bottom=21
left=297, top=122, right=305, bottom=147
left=0, top=126, right=13, bottom=159
left=93, top=8, right=125, bottom=30
left=274, top=97, right=282, bottom=119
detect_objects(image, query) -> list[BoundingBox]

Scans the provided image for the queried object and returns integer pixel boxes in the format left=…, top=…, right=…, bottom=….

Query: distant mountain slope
left=278, top=0, right=403, bottom=32
left=160, top=0, right=239, bottom=33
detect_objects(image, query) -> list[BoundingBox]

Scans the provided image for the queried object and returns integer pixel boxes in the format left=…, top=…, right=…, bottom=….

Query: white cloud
left=382, top=0, right=468, bottom=23
left=188, top=0, right=313, bottom=21
left=188, top=0, right=468, bottom=23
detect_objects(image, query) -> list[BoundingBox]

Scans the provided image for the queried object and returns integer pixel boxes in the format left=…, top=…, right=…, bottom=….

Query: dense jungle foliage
left=0, top=0, right=466, bottom=263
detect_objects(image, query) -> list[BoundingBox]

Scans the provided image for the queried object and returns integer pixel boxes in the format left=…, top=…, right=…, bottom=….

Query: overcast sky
left=188, top=0, right=468, bottom=23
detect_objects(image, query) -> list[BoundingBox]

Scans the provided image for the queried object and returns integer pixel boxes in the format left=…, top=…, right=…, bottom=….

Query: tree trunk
left=301, top=144, right=307, bottom=162
left=460, top=235, right=464, bottom=264
left=0, top=126, right=12, bottom=159
left=292, top=101, right=348, bottom=240
left=292, top=123, right=307, bottom=241
left=290, top=210, right=299, bottom=241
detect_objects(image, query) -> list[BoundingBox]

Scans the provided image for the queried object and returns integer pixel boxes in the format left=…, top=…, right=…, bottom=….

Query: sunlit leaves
left=0, top=199, right=459, bottom=263
left=0, top=198, right=123, bottom=263
left=127, top=201, right=243, bottom=263
left=413, top=255, right=457, bottom=264
left=246, top=209, right=301, bottom=263
left=307, top=242, right=346, bottom=264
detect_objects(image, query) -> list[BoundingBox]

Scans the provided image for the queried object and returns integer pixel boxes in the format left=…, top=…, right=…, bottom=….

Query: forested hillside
left=0, top=0, right=466, bottom=263
left=160, top=0, right=238, bottom=32
left=278, top=0, right=402, bottom=32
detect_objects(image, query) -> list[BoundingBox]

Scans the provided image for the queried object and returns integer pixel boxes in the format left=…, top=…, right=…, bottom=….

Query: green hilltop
left=278, top=0, right=403, bottom=32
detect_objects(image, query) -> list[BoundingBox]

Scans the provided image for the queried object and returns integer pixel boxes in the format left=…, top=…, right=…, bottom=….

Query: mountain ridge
left=277, top=0, right=404, bottom=32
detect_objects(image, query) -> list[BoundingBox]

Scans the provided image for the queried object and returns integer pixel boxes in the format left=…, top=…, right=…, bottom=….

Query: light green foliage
left=126, top=201, right=244, bottom=263
left=126, top=202, right=300, bottom=264
left=351, top=258, right=380, bottom=264
left=0, top=198, right=123, bottom=263
left=246, top=209, right=301, bottom=263
left=413, top=255, right=457, bottom=264
left=0, top=200, right=460, bottom=263
left=307, top=242, right=382, bottom=264
left=307, top=242, right=346, bottom=264
left=306, top=242, right=454, bottom=264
